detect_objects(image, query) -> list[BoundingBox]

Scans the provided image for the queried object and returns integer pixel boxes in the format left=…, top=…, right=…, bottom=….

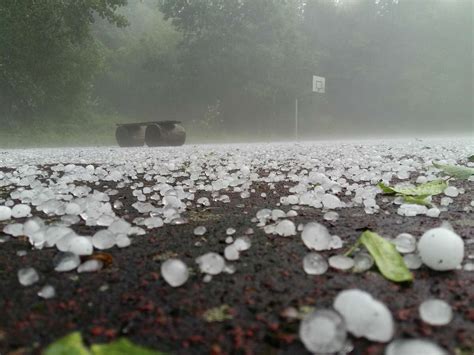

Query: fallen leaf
left=346, top=231, right=413, bottom=283
left=91, top=338, right=163, bottom=355
left=203, top=304, right=233, bottom=322
left=378, top=179, right=447, bottom=197
left=433, top=162, right=474, bottom=180
left=44, top=332, right=90, bottom=355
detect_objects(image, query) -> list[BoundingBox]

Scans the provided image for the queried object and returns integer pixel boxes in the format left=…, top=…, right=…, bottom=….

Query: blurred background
left=0, top=0, right=472, bottom=146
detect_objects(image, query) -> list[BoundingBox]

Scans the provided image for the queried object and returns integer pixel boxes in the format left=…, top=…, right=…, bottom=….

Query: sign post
left=294, top=75, right=325, bottom=141
left=295, top=98, right=298, bottom=140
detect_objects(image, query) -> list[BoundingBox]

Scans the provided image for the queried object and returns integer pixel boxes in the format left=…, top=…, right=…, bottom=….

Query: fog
left=0, top=0, right=472, bottom=146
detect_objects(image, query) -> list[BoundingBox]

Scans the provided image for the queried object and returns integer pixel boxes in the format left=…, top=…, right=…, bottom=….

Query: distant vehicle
left=115, top=121, right=186, bottom=147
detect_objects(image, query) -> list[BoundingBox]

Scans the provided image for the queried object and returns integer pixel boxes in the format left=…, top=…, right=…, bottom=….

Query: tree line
left=1, top=0, right=471, bottom=138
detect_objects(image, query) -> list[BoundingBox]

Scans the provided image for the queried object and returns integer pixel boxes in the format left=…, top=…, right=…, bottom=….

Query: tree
left=159, top=0, right=316, bottom=132
left=0, top=0, right=127, bottom=125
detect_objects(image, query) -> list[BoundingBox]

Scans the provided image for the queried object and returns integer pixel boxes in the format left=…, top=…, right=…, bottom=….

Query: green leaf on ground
left=347, top=231, right=413, bottom=283
left=44, top=332, right=90, bottom=355
left=468, top=155, right=474, bottom=163
left=203, top=304, right=233, bottom=322
left=433, top=162, right=474, bottom=180
left=377, top=182, right=396, bottom=194
left=378, top=179, right=447, bottom=197
left=403, top=195, right=431, bottom=206
left=44, top=333, right=165, bottom=355
left=91, top=338, right=163, bottom=355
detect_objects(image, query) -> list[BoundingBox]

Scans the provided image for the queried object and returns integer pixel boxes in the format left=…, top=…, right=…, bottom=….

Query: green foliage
left=91, top=338, right=163, bottom=355
left=403, top=195, right=431, bottom=206
left=1, top=0, right=471, bottom=145
left=378, top=180, right=447, bottom=197
left=92, top=1, right=181, bottom=119
left=202, top=304, right=233, bottom=322
left=433, top=163, right=474, bottom=180
left=44, top=332, right=164, bottom=355
left=346, top=231, right=413, bottom=283
left=159, top=0, right=315, bottom=130
left=0, top=0, right=127, bottom=123
left=43, top=332, right=90, bottom=355
left=468, top=155, right=474, bottom=163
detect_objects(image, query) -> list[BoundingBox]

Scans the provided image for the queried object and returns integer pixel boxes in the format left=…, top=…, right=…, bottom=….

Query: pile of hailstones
left=0, top=196, right=468, bottom=353
left=160, top=213, right=465, bottom=354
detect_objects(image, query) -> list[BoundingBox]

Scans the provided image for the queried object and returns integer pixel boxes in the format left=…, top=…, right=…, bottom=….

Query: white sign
left=312, top=75, right=325, bottom=93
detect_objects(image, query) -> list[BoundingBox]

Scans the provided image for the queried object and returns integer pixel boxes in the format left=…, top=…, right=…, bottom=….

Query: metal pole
left=295, top=98, right=298, bottom=141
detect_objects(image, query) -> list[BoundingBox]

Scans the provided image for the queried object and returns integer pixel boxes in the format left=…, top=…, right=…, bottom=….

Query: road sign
left=312, top=75, right=325, bottom=93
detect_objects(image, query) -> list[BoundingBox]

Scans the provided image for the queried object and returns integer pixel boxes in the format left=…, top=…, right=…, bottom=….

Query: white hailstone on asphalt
left=419, top=299, right=453, bottom=326
left=3, top=223, right=24, bottom=237
left=77, top=259, right=103, bottom=273
left=271, top=209, right=286, bottom=221
left=223, top=264, right=236, bottom=274
left=287, top=195, right=299, bottom=204
left=329, top=255, right=354, bottom=271
left=226, top=227, right=236, bottom=235
left=426, top=208, right=441, bottom=218
left=113, top=200, right=123, bottom=209
left=256, top=208, right=272, bottom=221
left=322, top=194, right=341, bottom=209
left=65, top=202, right=81, bottom=215
left=225, top=236, right=234, bottom=244
left=196, top=252, right=225, bottom=275
left=244, top=228, right=254, bottom=235
left=303, top=252, right=328, bottom=275
left=233, top=237, right=251, bottom=251
left=45, top=226, right=73, bottom=248
left=301, top=222, right=332, bottom=251
left=38, top=285, right=56, bottom=299
left=333, top=289, right=394, bottom=342
left=397, top=204, right=428, bottom=217
left=0, top=206, right=12, bottom=221
left=144, top=216, right=164, bottom=229
left=224, top=245, right=240, bottom=261
left=116, top=234, right=131, bottom=248
left=11, top=204, right=31, bottom=218
left=197, top=197, right=210, bottom=206
left=440, top=197, right=452, bottom=206
left=161, top=259, right=189, bottom=287
left=23, top=218, right=43, bottom=236
left=92, top=230, right=116, bottom=250
left=286, top=210, right=298, bottom=217
left=403, top=254, right=423, bottom=270
left=275, top=219, right=296, bottom=237
left=53, top=252, right=81, bottom=272
left=393, top=233, right=416, bottom=254
left=299, top=309, right=347, bottom=354
left=18, top=267, right=39, bottom=286
left=464, top=262, right=474, bottom=271
left=108, top=219, right=131, bottom=235
left=353, top=253, right=374, bottom=273
left=324, top=211, right=339, bottom=222
left=68, top=236, right=93, bottom=255
left=385, top=339, right=447, bottom=355
left=416, top=176, right=428, bottom=184
left=240, top=191, right=250, bottom=199
left=418, top=227, right=464, bottom=271
left=329, top=235, right=343, bottom=250
left=56, top=232, right=75, bottom=252
left=203, top=274, right=212, bottom=283
left=96, top=214, right=115, bottom=227
left=443, top=186, right=458, bottom=197
left=194, top=226, right=207, bottom=236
